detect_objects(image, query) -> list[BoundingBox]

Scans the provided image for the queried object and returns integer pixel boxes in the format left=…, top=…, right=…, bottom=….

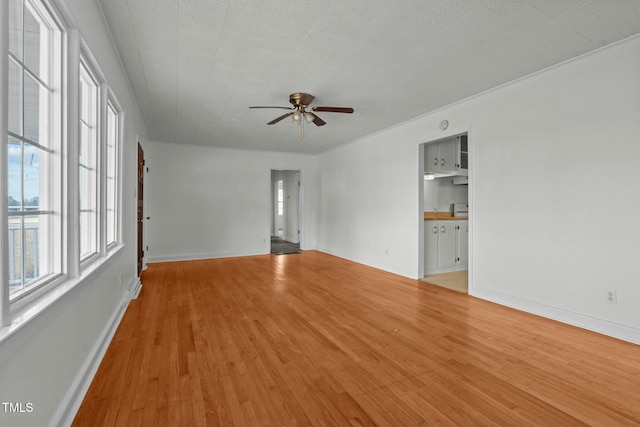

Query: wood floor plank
left=72, top=251, right=640, bottom=426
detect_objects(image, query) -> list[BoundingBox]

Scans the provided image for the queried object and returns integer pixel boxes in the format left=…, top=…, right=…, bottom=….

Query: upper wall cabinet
left=425, top=135, right=468, bottom=176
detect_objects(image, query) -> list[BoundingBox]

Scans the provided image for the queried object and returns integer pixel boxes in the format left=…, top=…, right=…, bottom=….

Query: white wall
left=423, top=178, right=468, bottom=212
left=0, top=1, right=147, bottom=426
left=318, top=36, right=640, bottom=342
left=145, top=142, right=316, bottom=262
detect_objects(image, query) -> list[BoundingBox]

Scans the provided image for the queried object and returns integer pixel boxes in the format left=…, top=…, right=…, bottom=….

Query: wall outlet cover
left=605, top=289, right=617, bottom=304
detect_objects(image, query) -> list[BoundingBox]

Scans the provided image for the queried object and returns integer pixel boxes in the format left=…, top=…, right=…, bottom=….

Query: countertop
left=424, top=211, right=468, bottom=221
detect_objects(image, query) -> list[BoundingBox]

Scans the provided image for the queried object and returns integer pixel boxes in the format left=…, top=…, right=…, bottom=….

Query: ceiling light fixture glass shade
left=304, top=112, right=314, bottom=124
left=292, top=109, right=302, bottom=124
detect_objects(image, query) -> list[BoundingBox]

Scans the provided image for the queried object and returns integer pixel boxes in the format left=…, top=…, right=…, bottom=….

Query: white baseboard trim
left=471, top=287, right=640, bottom=345
left=316, top=247, right=417, bottom=280
left=129, top=277, right=142, bottom=300
left=147, top=249, right=267, bottom=264
left=50, top=281, right=132, bottom=427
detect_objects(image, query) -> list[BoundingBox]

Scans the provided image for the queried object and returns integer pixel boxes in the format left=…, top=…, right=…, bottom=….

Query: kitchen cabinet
left=456, top=220, right=469, bottom=267
left=424, top=219, right=468, bottom=275
left=424, top=135, right=468, bottom=176
left=424, top=222, right=439, bottom=273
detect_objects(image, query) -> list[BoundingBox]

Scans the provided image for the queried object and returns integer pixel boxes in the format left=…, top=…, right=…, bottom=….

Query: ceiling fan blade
left=267, top=112, right=294, bottom=125
left=312, top=106, right=354, bottom=114
left=249, top=106, right=293, bottom=110
left=308, top=112, right=326, bottom=126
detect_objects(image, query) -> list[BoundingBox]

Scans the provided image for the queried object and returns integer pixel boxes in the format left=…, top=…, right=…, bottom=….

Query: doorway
left=419, top=133, right=470, bottom=293
left=270, top=170, right=301, bottom=254
left=137, top=143, right=144, bottom=276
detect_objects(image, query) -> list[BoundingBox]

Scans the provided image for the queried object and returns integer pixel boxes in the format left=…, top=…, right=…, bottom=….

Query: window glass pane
left=277, top=181, right=284, bottom=215
left=107, top=145, right=115, bottom=176
left=79, top=78, right=86, bottom=121
left=23, top=215, right=42, bottom=286
left=8, top=214, right=49, bottom=294
left=24, top=71, right=43, bottom=144
left=79, top=165, right=88, bottom=210
left=79, top=71, right=94, bottom=123
left=79, top=122, right=89, bottom=165
left=107, top=208, right=115, bottom=244
left=23, top=143, right=41, bottom=210
left=8, top=0, right=23, bottom=60
left=80, top=211, right=96, bottom=258
left=80, top=211, right=88, bottom=256
left=78, top=122, right=93, bottom=167
left=107, top=176, right=115, bottom=243
left=9, top=59, right=23, bottom=136
left=23, top=5, right=41, bottom=76
left=8, top=138, right=22, bottom=211
left=8, top=216, right=23, bottom=294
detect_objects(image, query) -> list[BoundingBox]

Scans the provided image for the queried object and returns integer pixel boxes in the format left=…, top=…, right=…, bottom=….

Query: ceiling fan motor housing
left=290, top=92, right=314, bottom=108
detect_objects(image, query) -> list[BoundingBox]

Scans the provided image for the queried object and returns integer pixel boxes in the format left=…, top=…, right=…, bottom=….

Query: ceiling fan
left=249, top=92, right=354, bottom=127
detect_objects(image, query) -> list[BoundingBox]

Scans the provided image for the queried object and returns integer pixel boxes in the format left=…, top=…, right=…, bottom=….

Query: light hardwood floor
left=422, top=270, right=468, bottom=293
left=72, top=251, right=640, bottom=426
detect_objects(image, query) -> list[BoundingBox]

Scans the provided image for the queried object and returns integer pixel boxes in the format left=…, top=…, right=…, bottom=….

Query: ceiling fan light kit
left=249, top=92, right=354, bottom=140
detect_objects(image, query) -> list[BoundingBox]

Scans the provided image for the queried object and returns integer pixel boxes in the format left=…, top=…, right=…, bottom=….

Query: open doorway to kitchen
left=271, top=170, right=302, bottom=255
left=419, top=133, right=470, bottom=293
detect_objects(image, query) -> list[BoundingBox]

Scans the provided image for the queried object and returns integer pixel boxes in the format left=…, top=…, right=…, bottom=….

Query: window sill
left=0, top=244, right=125, bottom=365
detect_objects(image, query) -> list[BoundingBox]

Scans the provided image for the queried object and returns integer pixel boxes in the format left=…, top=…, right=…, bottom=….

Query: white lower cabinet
left=457, top=220, right=469, bottom=267
left=424, top=220, right=468, bottom=275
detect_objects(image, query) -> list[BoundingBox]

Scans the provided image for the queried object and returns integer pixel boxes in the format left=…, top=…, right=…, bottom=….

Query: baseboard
left=129, top=277, right=142, bottom=300
left=316, top=247, right=417, bottom=280
left=471, top=287, right=640, bottom=345
left=50, top=281, right=132, bottom=427
left=147, top=249, right=267, bottom=263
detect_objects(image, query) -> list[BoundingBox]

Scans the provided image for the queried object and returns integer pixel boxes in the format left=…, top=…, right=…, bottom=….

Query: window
left=78, top=60, right=99, bottom=261
left=2, top=0, right=124, bottom=331
left=105, top=100, right=119, bottom=247
left=6, top=0, right=63, bottom=298
left=277, top=180, right=284, bottom=215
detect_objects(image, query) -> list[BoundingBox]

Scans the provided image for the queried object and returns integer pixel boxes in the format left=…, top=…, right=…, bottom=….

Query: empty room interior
left=1, top=1, right=640, bottom=426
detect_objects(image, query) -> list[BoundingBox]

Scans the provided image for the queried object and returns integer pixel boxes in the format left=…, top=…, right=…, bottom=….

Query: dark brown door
left=137, top=143, right=144, bottom=276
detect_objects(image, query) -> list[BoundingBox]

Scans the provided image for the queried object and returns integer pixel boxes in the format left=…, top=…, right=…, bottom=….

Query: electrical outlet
left=605, top=289, right=617, bottom=304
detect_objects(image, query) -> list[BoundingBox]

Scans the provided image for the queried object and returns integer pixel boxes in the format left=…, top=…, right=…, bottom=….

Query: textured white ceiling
left=98, top=0, right=640, bottom=154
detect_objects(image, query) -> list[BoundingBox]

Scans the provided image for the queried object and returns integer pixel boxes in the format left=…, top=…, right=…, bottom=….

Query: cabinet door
left=437, top=222, right=457, bottom=270
left=437, top=138, right=458, bottom=173
left=458, top=135, right=468, bottom=171
left=456, top=220, right=469, bottom=267
left=424, top=221, right=439, bottom=274
left=424, top=143, right=439, bottom=173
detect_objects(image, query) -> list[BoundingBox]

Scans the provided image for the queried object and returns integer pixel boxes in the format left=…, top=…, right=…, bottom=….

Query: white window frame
left=1, top=0, right=125, bottom=342
left=104, top=90, right=123, bottom=250
left=2, top=0, right=65, bottom=315
left=77, top=53, right=101, bottom=264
